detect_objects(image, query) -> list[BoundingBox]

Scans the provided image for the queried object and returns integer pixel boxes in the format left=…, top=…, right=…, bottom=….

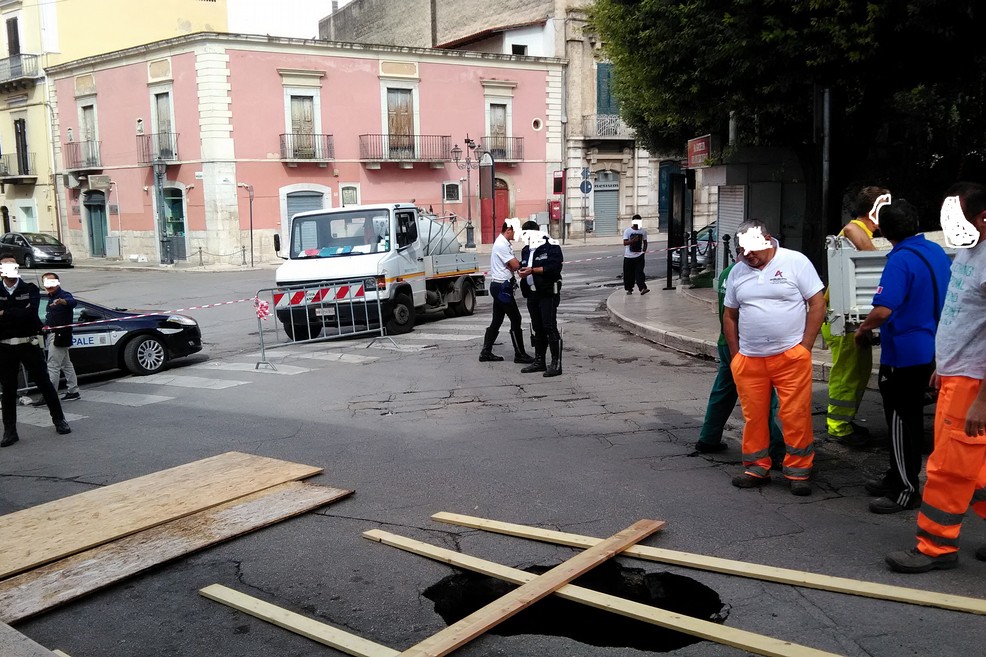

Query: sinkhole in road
left=422, top=561, right=728, bottom=652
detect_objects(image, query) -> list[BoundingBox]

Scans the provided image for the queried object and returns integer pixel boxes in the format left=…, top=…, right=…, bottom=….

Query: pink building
left=46, top=33, right=565, bottom=265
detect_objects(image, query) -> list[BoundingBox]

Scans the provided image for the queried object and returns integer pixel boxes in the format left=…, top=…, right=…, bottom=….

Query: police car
left=40, top=297, right=203, bottom=376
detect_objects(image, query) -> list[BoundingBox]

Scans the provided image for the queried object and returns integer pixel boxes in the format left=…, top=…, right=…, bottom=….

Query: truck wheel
left=386, top=294, right=415, bottom=335
left=283, top=322, right=320, bottom=341
left=453, top=283, right=476, bottom=316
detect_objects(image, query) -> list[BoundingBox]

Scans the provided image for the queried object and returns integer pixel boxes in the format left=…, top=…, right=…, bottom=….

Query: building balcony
left=280, top=133, right=335, bottom=165
left=359, top=134, right=451, bottom=169
left=137, top=132, right=180, bottom=165
left=0, top=54, right=41, bottom=92
left=0, top=152, right=37, bottom=183
left=582, top=114, right=635, bottom=140
left=64, top=141, right=102, bottom=171
left=479, top=136, right=524, bottom=163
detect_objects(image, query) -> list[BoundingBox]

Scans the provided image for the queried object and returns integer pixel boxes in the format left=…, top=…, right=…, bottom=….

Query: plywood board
left=364, top=530, right=843, bottom=657
left=398, top=519, right=664, bottom=657
left=0, top=622, right=59, bottom=657
left=0, top=483, right=352, bottom=624
left=432, top=512, right=986, bottom=616
left=0, top=452, right=322, bottom=580
left=201, top=584, right=400, bottom=657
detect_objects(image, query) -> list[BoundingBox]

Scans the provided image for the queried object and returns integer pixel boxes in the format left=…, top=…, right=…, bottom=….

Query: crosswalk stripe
left=70, top=390, right=175, bottom=406
left=19, top=410, right=88, bottom=427
left=366, top=342, right=434, bottom=352
left=401, top=333, right=481, bottom=341
left=189, top=361, right=312, bottom=375
left=291, top=352, right=379, bottom=364
left=121, top=374, right=250, bottom=389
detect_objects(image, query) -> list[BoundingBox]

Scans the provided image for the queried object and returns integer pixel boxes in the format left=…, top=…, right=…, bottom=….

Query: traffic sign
left=579, top=180, right=593, bottom=195
left=581, top=167, right=591, bottom=180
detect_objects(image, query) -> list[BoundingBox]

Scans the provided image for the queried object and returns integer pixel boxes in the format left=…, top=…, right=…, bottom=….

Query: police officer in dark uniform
left=0, top=252, right=71, bottom=447
left=518, top=221, right=564, bottom=377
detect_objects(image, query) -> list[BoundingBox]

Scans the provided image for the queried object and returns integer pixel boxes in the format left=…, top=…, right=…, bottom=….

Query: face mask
left=868, top=193, right=892, bottom=225
left=520, top=229, right=544, bottom=249
left=737, top=227, right=772, bottom=255
left=43, top=278, right=60, bottom=289
left=941, top=195, right=980, bottom=248
left=0, top=262, right=20, bottom=279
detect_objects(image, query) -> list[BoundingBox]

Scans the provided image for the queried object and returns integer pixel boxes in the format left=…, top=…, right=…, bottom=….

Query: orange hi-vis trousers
left=731, top=344, right=815, bottom=480
left=916, top=376, right=986, bottom=557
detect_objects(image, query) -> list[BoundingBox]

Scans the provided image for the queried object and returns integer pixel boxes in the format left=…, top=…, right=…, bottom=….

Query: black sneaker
left=869, top=496, right=920, bottom=514
left=834, top=429, right=870, bottom=449
left=640, top=287, right=650, bottom=295
left=61, top=392, right=81, bottom=401
left=864, top=478, right=895, bottom=497
left=790, top=480, right=812, bottom=496
left=478, top=352, right=504, bottom=362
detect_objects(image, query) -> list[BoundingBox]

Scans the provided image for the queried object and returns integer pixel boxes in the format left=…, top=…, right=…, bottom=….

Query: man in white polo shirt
left=723, top=219, right=825, bottom=496
left=479, top=221, right=534, bottom=364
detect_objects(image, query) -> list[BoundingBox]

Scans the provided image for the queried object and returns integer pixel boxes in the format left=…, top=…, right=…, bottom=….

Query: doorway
left=163, top=187, right=187, bottom=260
left=83, top=191, right=108, bottom=257
left=494, top=179, right=509, bottom=226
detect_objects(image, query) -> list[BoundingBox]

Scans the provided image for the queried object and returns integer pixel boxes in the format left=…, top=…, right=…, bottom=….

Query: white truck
left=825, top=234, right=955, bottom=336
left=273, top=203, right=485, bottom=338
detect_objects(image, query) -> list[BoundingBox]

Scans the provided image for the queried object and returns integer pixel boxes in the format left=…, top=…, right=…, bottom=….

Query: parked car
left=38, top=297, right=203, bottom=376
left=0, top=232, right=73, bottom=268
left=671, top=222, right=717, bottom=270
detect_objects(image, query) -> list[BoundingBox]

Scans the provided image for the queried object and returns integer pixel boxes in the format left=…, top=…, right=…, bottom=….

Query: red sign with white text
left=687, top=135, right=712, bottom=168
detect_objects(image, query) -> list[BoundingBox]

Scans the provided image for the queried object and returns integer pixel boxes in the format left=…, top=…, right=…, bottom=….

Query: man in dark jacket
left=0, top=253, right=71, bottom=446
left=33, top=272, right=80, bottom=404
left=518, top=221, right=564, bottom=377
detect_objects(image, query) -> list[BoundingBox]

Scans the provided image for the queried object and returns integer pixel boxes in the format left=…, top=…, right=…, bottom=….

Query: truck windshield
left=290, top=210, right=391, bottom=259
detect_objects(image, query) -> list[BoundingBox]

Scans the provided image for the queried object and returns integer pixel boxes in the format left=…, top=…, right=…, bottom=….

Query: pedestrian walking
left=885, top=182, right=986, bottom=573
left=723, top=220, right=825, bottom=496
left=695, top=255, right=785, bottom=466
left=623, top=215, right=649, bottom=295
left=855, top=200, right=951, bottom=514
left=821, top=186, right=887, bottom=447
left=0, top=253, right=71, bottom=447
left=518, top=220, right=564, bottom=377
left=478, top=221, right=534, bottom=364
left=32, top=272, right=81, bottom=404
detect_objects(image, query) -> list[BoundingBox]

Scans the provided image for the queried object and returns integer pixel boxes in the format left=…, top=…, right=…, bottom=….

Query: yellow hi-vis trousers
left=821, top=322, right=872, bottom=437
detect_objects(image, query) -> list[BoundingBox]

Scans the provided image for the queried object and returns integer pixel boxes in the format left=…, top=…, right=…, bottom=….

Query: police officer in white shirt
left=480, top=222, right=534, bottom=364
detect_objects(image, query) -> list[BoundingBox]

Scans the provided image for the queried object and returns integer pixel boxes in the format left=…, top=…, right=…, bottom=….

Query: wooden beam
left=431, top=512, right=986, bottom=616
left=51, top=651, right=70, bottom=657
left=0, top=452, right=322, bottom=580
left=0, top=622, right=60, bottom=657
left=200, top=584, right=400, bottom=657
left=364, top=529, right=843, bottom=657
left=0, top=483, right=352, bottom=624
left=396, top=519, right=664, bottom=657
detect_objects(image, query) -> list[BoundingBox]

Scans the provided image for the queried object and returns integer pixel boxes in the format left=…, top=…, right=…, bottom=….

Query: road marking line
left=190, top=362, right=311, bottom=375
left=19, top=411, right=88, bottom=427
left=121, top=374, right=250, bottom=389
left=71, top=390, right=174, bottom=406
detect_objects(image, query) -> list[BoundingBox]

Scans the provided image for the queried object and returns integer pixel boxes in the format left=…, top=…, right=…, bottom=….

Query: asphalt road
left=2, top=247, right=982, bottom=657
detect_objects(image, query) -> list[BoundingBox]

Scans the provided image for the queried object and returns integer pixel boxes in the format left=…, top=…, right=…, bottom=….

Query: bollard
left=689, top=230, right=699, bottom=269
left=681, top=231, right=692, bottom=285
left=198, top=247, right=204, bottom=267
left=465, top=218, right=476, bottom=249
left=722, top=234, right=731, bottom=269
left=242, top=246, right=247, bottom=266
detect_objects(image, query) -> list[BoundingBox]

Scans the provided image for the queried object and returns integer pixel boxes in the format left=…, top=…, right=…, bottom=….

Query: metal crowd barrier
left=255, top=277, right=388, bottom=370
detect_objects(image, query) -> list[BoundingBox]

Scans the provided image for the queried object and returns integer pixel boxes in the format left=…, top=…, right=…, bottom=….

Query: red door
left=481, top=179, right=510, bottom=244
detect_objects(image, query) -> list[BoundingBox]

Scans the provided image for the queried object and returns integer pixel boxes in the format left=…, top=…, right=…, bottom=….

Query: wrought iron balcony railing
left=0, top=54, right=40, bottom=86
left=137, top=132, right=180, bottom=164
left=0, top=152, right=36, bottom=178
left=280, top=133, right=335, bottom=161
left=359, top=134, right=451, bottom=162
left=65, top=141, right=102, bottom=170
left=479, top=136, right=524, bottom=161
left=582, top=114, right=635, bottom=139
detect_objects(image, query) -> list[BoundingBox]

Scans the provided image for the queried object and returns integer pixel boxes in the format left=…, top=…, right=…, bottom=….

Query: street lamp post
left=153, top=158, right=171, bottom=264
left=450, top=135, right=479, bottom=248
left=237, top=182, right=255, bottom=267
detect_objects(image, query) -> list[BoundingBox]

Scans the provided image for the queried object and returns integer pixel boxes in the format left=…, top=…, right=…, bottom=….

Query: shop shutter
left=716, top=185, right=746, bottom=279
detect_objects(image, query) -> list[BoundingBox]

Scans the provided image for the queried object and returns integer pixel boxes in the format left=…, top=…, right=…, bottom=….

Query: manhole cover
left=423, top=561, right=728, bottom=652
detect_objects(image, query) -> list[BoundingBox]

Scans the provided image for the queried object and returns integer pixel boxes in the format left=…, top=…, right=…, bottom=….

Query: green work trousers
left=821, top=322, right=872, bottom=437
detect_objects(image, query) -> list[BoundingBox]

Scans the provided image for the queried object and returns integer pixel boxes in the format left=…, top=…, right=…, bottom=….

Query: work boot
left=865, top=477, right=895, bottom=497
left=789, top=480, right=812, bottom=496
left=478, top=328, right=504, bottom=362
left=869, top=496, right=920, bottom=514
left=544, top=339, right=562, bottom=377
left=510, top=329, right=534, bottom=364
left=522, top=337, right=547, bottom=373
left=1, top=427, right=18, bottom=447
left=54, top=419, right=72, bottom=435
left=694, top=441, right=728, bottom=453
left=732, top=473, right=770, bottom=488
left=885, top=548, right=958, bottom=573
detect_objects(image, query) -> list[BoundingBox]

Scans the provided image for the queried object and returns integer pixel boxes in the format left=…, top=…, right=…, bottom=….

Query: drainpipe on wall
left=43, top=100, right=63, bottom=242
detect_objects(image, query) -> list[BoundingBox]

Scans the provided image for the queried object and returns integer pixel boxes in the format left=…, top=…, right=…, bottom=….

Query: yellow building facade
left=0, top=0, right=227, bottom=237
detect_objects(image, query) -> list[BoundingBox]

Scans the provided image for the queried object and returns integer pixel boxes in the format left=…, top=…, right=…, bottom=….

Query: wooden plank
left=0, top=622, right=59, bottom=657
left=0, top=452, right=322, bottom=580
left=397, top=519, right=664, bottom=657
left=0, top=483, right=352, bottom=624
left=51, top=651, right=70, bottom=657
left=201, top=584, right=400, bottom=657
left=363, top=529, right=843, bottom=657
left=432, top=512, right=986, bottom=616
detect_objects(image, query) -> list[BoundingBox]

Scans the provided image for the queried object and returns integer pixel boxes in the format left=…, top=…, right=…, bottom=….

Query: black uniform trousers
left=487, top=281, right=524, bottom=333
left=623, top=256, right=647, bottom=292
left=876, top=362, right=935, bottom=507
left=0, top=342, right=65, bottom=429
left=526, top=292, right=560, bottom=343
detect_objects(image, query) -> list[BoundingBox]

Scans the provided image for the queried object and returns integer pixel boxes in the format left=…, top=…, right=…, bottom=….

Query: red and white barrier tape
left=44, top=297, right=259, bottom=331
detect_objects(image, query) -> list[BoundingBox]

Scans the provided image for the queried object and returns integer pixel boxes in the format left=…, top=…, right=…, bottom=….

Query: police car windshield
left=290, top=211, right=391, bottom=259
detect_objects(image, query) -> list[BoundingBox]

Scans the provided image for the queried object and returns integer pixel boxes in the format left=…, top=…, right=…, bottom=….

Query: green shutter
left=596, top=63, right=618, bottom=115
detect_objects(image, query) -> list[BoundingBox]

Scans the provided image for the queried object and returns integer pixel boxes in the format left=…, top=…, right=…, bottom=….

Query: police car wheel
left=386, top=294, right=415, bottom=335
left=124, top=335, right=168, bottom=375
